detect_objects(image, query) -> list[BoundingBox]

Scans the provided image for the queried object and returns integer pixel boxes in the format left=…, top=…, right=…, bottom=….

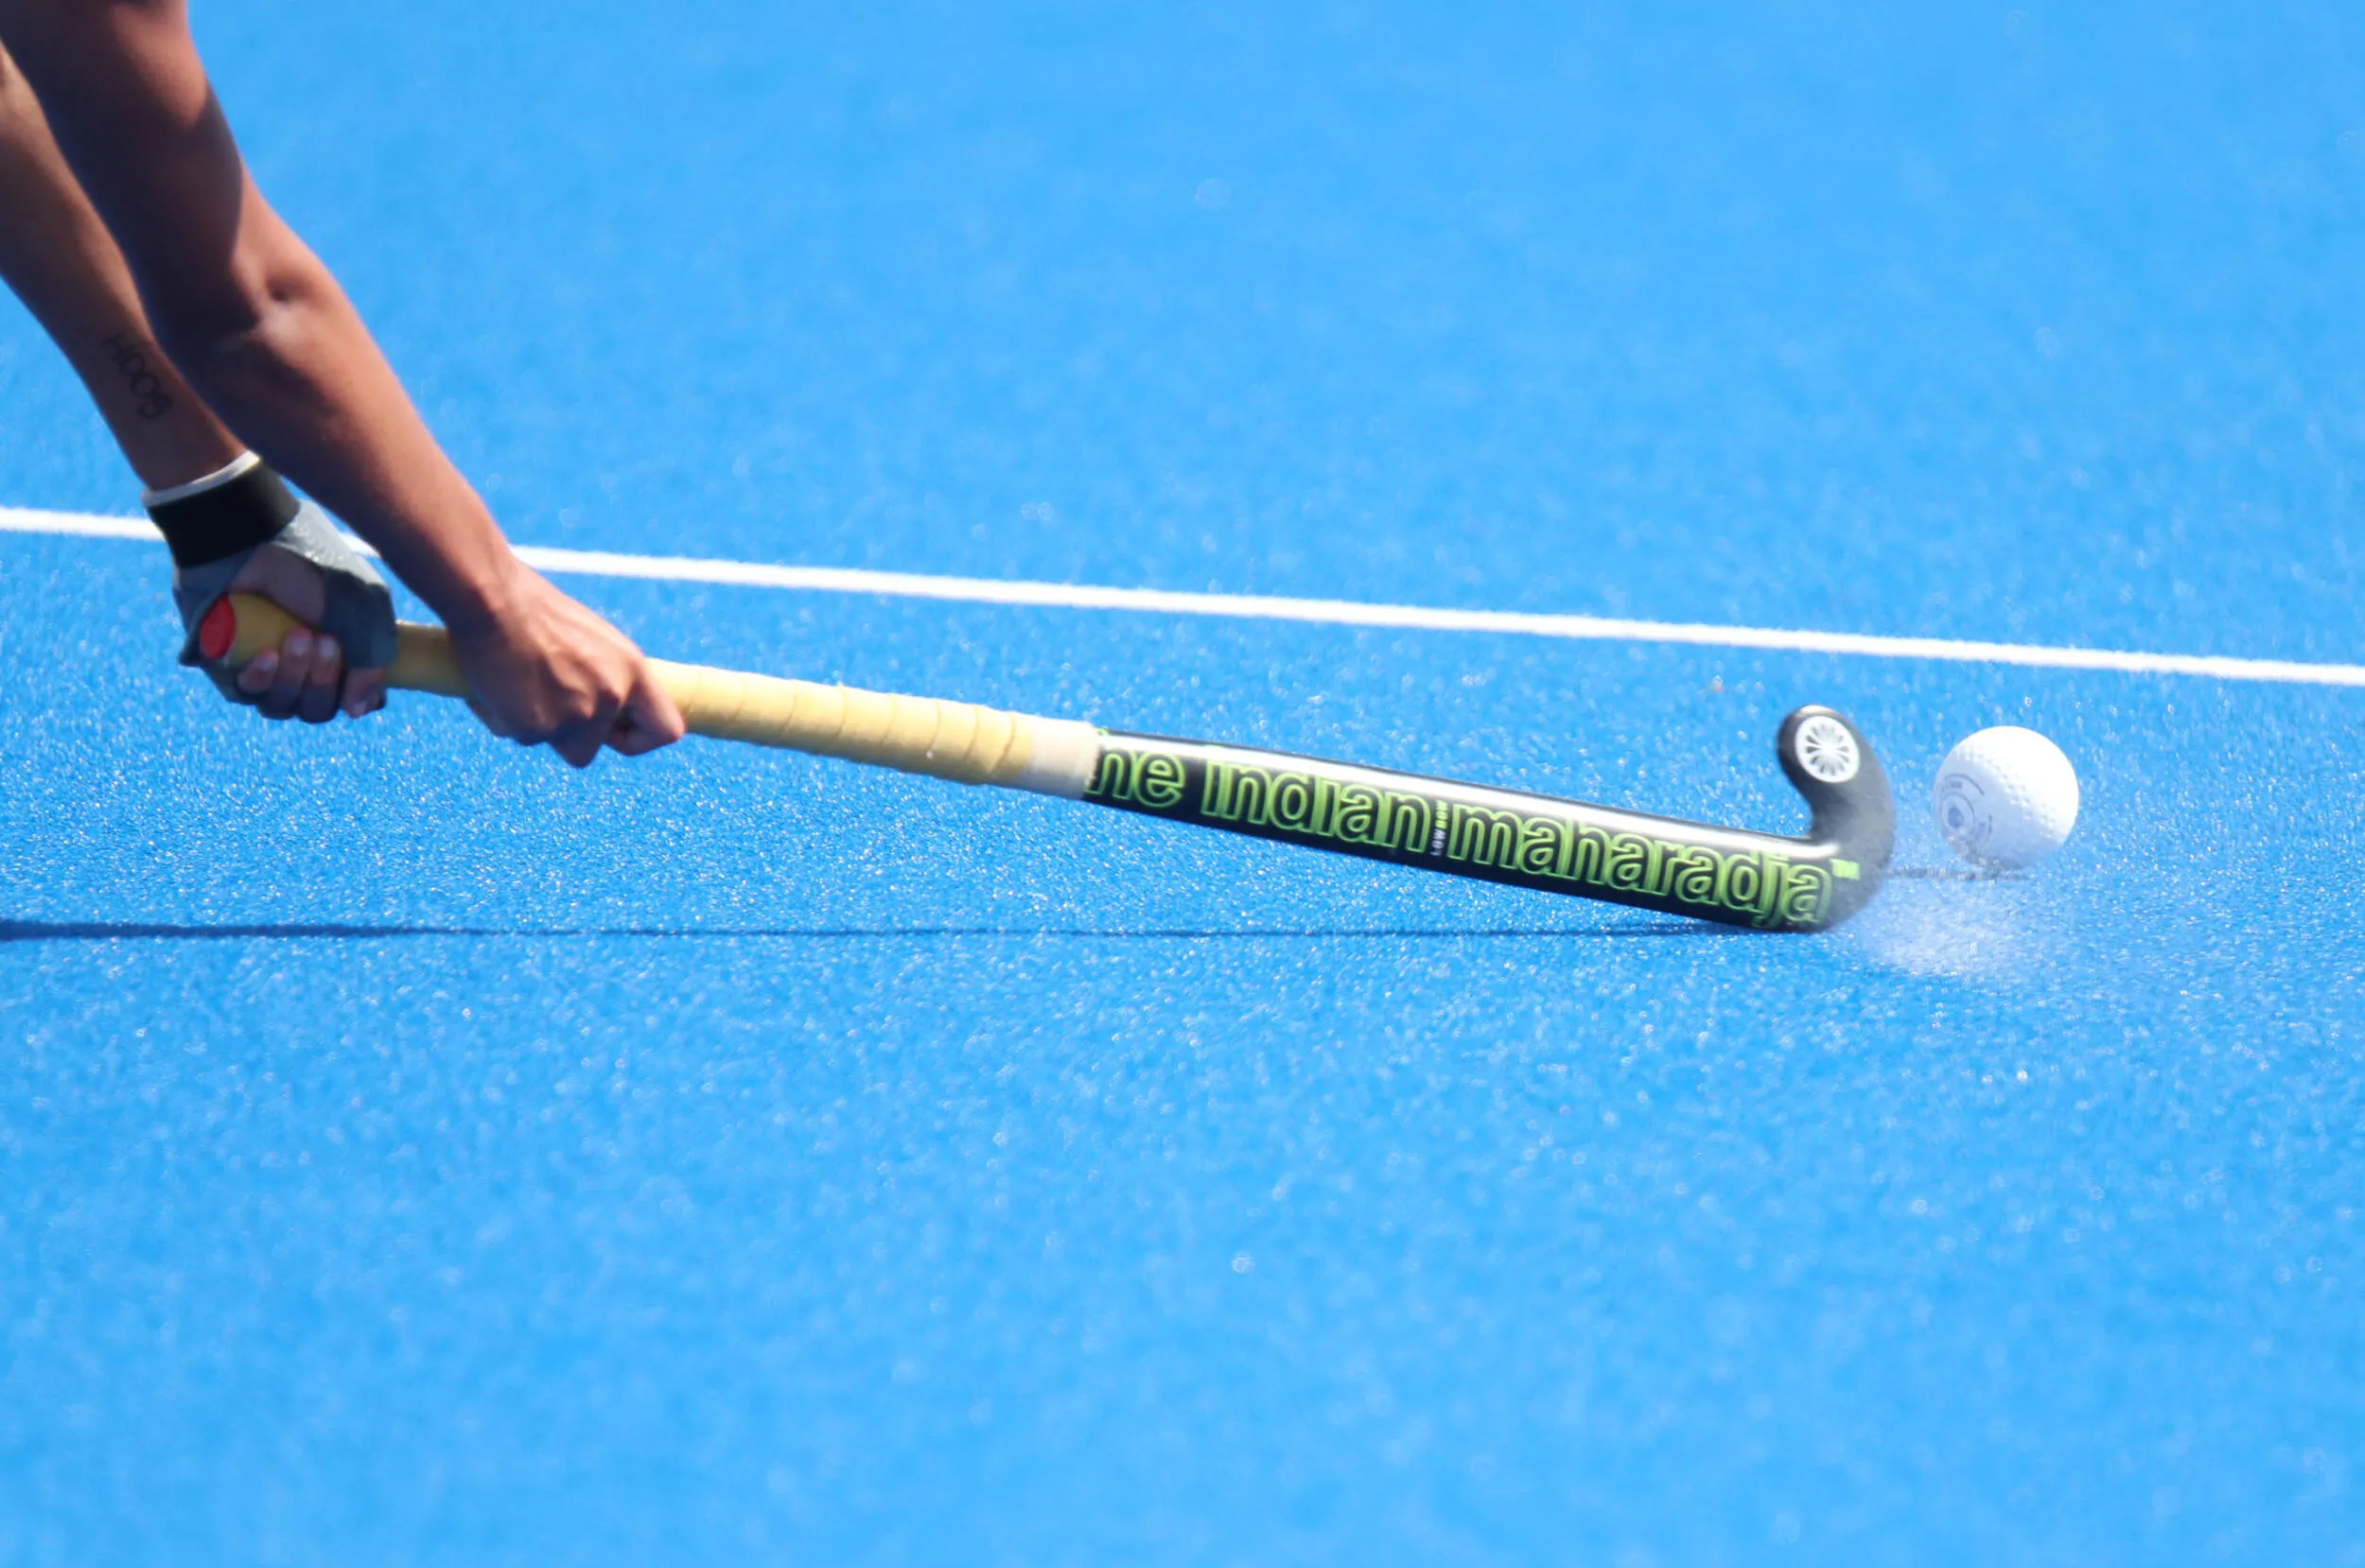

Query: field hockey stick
left=203, top=593, right=1894, bottom=931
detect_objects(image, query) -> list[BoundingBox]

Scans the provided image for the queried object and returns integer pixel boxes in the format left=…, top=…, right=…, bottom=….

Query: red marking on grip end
left=198, top=596, right=237, bottom=661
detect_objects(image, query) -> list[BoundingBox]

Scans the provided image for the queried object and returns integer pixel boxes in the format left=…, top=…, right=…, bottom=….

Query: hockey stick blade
left=1076, top=706, right=1893, bottom=932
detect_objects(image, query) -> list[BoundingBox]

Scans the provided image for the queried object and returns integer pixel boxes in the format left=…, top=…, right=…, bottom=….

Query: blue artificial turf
left=5, top=2, right=2364, bottom=1562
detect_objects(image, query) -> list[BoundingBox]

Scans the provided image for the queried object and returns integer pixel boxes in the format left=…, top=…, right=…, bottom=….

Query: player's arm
left=0, top=0, right=682, bottom=764
left=0, top=43, right=238, bottom=489
left=1, top=37, right=387, bottom=721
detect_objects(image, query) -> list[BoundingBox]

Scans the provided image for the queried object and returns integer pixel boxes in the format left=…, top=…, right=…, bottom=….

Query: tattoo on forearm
left=98, top=331, right=174, bottom=420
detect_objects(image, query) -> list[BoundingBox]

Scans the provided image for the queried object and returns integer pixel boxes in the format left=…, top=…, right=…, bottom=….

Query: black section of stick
left=1078, top=706, right=1893, bottom=932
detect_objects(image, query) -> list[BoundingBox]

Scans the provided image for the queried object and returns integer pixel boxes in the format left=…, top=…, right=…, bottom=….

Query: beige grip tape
left=216, top=594, right=1099, bottom=796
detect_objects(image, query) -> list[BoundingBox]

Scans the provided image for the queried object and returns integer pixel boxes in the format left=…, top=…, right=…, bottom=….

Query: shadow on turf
left=0, top=919, right=1718, bottom=943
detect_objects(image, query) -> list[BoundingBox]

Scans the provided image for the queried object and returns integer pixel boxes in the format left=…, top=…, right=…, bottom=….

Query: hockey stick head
left=1775, top=706, right=1895, bottom=928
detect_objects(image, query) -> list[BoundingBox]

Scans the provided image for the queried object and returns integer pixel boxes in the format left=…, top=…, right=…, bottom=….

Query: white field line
left=8, top=504, right=2363, bottom=688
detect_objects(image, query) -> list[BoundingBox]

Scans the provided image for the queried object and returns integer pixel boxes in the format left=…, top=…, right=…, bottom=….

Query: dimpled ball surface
left=1934, top=725, right=2081, bottom=870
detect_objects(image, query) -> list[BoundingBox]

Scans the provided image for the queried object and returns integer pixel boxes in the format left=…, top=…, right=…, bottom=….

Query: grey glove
left=147, top=454, right=398, bottom=720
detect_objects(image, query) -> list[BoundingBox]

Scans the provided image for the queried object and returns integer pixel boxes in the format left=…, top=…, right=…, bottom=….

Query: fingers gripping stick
left=200, top=594, right=1101, bottom=794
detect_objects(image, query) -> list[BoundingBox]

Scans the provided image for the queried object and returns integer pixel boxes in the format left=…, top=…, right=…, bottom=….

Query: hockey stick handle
left=201, top=595, right=1894, bottom=932
left=201, top=593, right=1101, bottom=794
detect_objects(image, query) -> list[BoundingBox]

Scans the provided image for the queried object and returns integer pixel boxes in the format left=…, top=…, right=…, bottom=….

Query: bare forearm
left=0, top=0, right=685, bottom=763
left=2, top=1, right=526, bottom=630
left=0, top=41, right=236, bottom=487
left=149, top=222, right=527, bottom=631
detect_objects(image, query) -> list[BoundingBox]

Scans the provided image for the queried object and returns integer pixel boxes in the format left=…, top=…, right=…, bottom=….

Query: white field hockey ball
left=1933, top=726, right=2080, bottom=870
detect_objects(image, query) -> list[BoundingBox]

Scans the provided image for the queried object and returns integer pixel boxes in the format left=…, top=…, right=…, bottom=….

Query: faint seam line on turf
left=0, top=920, right=1710, bottom=942
left=8, top=505, right=2363, bottom=689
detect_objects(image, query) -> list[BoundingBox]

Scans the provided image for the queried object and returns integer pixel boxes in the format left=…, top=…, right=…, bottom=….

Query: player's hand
left=219, top=543, right=390, bottom=723
left=446, top=566, right=686, bottom=767
left=159, top=462, right=399, bottom=723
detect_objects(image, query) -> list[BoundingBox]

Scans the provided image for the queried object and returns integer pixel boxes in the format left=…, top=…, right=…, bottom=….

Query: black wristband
left=146, top=462, right=301, bottom=568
